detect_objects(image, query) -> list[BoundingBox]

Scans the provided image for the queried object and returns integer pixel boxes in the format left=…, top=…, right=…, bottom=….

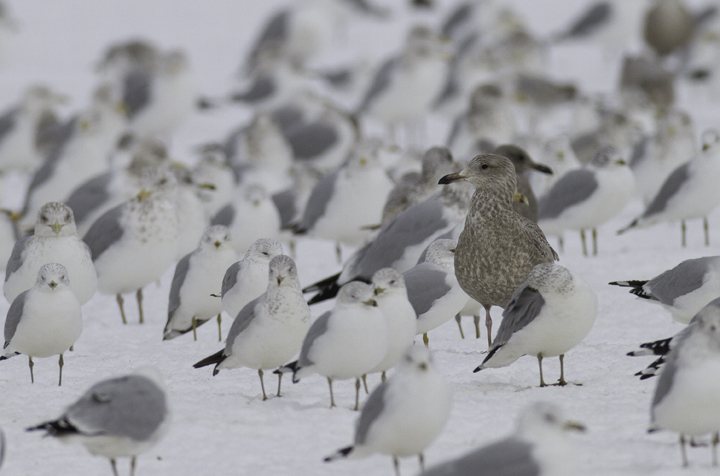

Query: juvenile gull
left=83, top=168, right=180, bottom=324
left=649, top=297, right=720, bottom=467
left=1, top=264, right=82, bottom=386
left=5, top=202, right=97, bottom=305
left=220, top=238, right=284, bottom=321
left=538, top=145, right=635, bottom=256
left=324, top=346, right=451, bottom=475
left=404, top=239, right=469, bottom=345
left=420, top=402, right=585, bottom=476
left=288, top=281, right=387, bottom=410
left=28, top=371, right=169, bottom=476
left=618, top=129, right=720, bottom=247
left=439, top=154, right=558, bottom=347
left=609, top=256, right=720, bottom=324
left=163, top=226, right=237, bottom=342
left=475, top=263, right=598, bottom=387
left=194, top=255, right=310, bottom=400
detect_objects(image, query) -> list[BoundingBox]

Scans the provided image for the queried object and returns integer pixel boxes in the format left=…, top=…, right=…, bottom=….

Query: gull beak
left=703, top=143, right=711, bottom=151
left=49, top=281, right=57, bottom=290
left=418, top=362, right=428, bottom=371
left=363, top=298, right=378, bottom=307
left=197, top=182, right=217, bottom=191
left=513, top=192, right=530, bottom=205
left=115, top=101, right=128, bottom=115
left=277, top=275, right=284, bottom=285
left=51, top=221, right=64, bottom=236
left=374, top=286, right=384, bottom=296
left=214, top=240, right=222, bottom=249
left=615, top=159, right=627, bottom=166
left=438, top=171, right=467, bottom=184
left=564, top=420, right=586, bottom=432
left=359, top=156, right=368, bottom=166
left=532, top=162, right=553, bottom=175
left=136, top=189, right=153, bottom=202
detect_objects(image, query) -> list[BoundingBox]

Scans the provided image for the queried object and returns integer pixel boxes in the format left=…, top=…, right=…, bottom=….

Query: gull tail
left=193, top=350, right=226, bottom=376
left=608, top=280, right=652, bottom=299
left=163, top=318, right=211, bottom=341
left=274, top=360, right=303, bottom=383
left=627, top=337, right=672, bottom=357
left=635, top=356, right=666, bottom=380
left=27, top=418, right=79, bottom=436
left=303, top=273, right=342, bottom=305
left=324, top=446, right=354, bottom=462
left=617, top=219, right=638, bottom=235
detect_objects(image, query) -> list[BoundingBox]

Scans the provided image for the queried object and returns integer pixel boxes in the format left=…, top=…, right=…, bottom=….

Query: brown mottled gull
left=439, top=154, right=558, bottom=347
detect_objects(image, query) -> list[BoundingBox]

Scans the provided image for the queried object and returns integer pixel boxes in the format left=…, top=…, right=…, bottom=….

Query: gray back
left=166, top=253, right=192, bottom=322
left=82, top=204, right=125, bottom=261
left=651, top=348, right=679, bottom=413
left=286, top=121, right=338, bottom=160
left=357, top=57, right=400, bottom=115
left=421, top=437, right=539, bottom=476
left=643, top=163, right=690, bottom=217
left=492, top=284, right=546, bottom=348
left=232, top=75, right=275, bottom=103
left=66, top=375, right=167, bottom=440
left=225, top=295, right=263, bottom=351
left=211, top=204, right=235, bottom=227
left=538, top=168, right=598, bottom=220
left=355, top=382, right=388, bottom=445
left=647, top=257, right=717, bottom=305
left=123, top=68, right=152, bottom=119
left=246, top=10, right=289, bottom=73
left=4, top=291, right=28, bottom=345
left=298, top=311, right=331, bottom=367
left=559, top=2, right=612, bottom=40
left=5, top=234, right=31, bottom=282
left=25, top=117, right=78, bottom=196
left=66, top=172, right=114, bottom=225
left=441, top=3, right=472, bottom=37
left=272, top=188, right=298, bottom=229
left=404, top=264, right=452, bottom=317
left=0, top=107, right=18, bottom=144
left=272, top=105, right=304, bottom=135
left=629, top=136, right=650, bottom=169
left=221, top=261, right=242, bottom=297
left=298, top=171, right=338, bottom=231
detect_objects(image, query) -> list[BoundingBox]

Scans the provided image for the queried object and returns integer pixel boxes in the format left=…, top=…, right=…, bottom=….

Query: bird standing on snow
left=475, top=263, right=597, bottom=387
left=289, top=281, right=388, bottom=410
left=194, top=255, right=310, bottom=401
left=324, top=345, right=451, bottom=475
left=28, top=371, right=169, bottom=476
left=439, top=154, right=558, bottom=348
left=5, top=202, right=97, bottom=305
left=163, top=226, right=237, bottom=342
left=420, top=402, right=585, bottom=476
left=1, top=263, right=82, bottom=386
left=649, top=297, right=720, bottom=467
left=83, top=167, right=180, bottom=325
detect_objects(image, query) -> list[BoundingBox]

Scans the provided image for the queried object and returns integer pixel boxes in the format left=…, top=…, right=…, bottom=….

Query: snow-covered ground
left=1, top=1, right=720, bottom=475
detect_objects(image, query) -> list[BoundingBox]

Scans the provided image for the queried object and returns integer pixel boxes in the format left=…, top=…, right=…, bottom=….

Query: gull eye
left=40, top=215, right=48, bottom=222
left=481, top=164, right=489, bottom=170
left=262, top=252, right=269, bottom=256
left=159, top=178, right=167, bottom=185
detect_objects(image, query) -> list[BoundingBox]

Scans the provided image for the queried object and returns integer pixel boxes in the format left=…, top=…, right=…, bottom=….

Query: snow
left=1, top=0, right=720, bottom=475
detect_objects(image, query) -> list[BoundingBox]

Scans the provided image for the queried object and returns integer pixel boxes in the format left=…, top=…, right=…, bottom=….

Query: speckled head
left=245, top=238, right=283, bottom=262
left=36, top=263, right=71, bottom=290
left=693, top=297, right=720, bottom=346
left=439, top=154, right=517, bottom=197
left=526, top=263, right=574, bottom=294
left=337, top=281, right=377, bottom=308
left=424, top=239, right=456, bottom=269
left=371, top=268, right=406, bottom=296
left=268, top=255, right=298, bottom=287
left=590, top=145, right=626, bottom=168
left=35, top=202, right=77, bottom=237
left=398, top=345, right=434, bottom=373
left=200, top=225, right=232, bottom=251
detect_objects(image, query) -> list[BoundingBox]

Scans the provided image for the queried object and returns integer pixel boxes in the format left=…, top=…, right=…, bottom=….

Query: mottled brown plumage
left=439, top=154, right=558, bottom=346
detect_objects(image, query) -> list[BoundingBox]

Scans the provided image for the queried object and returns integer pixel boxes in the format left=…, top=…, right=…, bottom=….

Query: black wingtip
left=27, top=418, right=78, bottom=436
left=302, top=272, right=341, bottom=294
left=193, top=349, right=226, bottom=369
left=472, top=365, right=483, bottom=373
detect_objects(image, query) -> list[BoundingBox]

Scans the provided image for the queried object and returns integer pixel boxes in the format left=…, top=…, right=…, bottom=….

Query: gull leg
left=58, top=354, right=64, bottom=386
left=705, top=217, right=710, bottom=246
left=484, top=306, right=493, bottom=348
left=259, top=369, right=267, bottom=400
left=277, top=372, right=283, bottom=397
left=680, top=434, right=688, bottom=467
left=136, top=288, right=144, bottom=324
left=130, top=456, right=137, bottom=476
left=110, top=458, right=119, bottom=476
left=217, top=314, right=222, bottom=342
left=713, top=432, right=719, bottom=466
left=192, top=317, right=197, bottom=341
left=116, top=294, right=127, bottom=324
left=556, top=354, right=567, bottom=386
left=681, top=220, right=687, bottom=247
left=474, top=314, right=481, bottom=339
left=362, top=374, right=369, bottom=393
left=354, top=378, right=361, bottom=411
left=381, top=371, right=387, bottom=383
left=454, top=314, right=465, bottom=339
left=393, top=456, right=401, bottom=476
left=580, top=229, right=587, bottom=256
left=328, top=378, right=335, bottom=408
left=592, top=228, right=598, bottom=256
left=537, top=354, right=546, bottom=387
left=419, top=453, right=425, bottom=471
left=28, top=356, right=34, bottom=384
left=558, top=236, right=564, bottom=253
left=423, top=333, right=429, bottom=347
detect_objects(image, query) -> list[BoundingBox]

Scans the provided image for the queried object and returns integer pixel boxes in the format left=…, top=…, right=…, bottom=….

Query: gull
left=163, top=226, right=237, bottom=342
left=83, top=167, right=180, bottom=324
left=27, top=371, right=169, bottom=476
left=609, top=256, right=720, bottom=324
left=644, top=0, right=694, bottom=57
left=289, top=281, right=387, bottom=410
left=194, top=255, right=310, bottom=401
left=494, top=144, right=553, bottom=223
left=220, top=238, right=284, bottom=321
left=1, top=263, right=82, bottom=386
left=538, top=145, right=635, bottom=256
left=649, top=297, right=720, bottom=467
left=439, top=154, right=558, bottom=348
left=420, top=402, right=585, bottom=476
left=324, top=346, right=451, bottom=476
left=618, top=129, right=720, bottom=247
left=5, top=202, right=97, bottom=305
left=475, top=263, right=598, bottom=387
